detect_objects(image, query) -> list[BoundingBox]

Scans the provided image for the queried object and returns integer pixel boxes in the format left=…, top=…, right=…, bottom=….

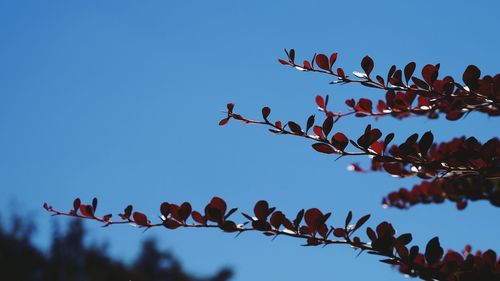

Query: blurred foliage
left=0, top=216, right=232, bottom=281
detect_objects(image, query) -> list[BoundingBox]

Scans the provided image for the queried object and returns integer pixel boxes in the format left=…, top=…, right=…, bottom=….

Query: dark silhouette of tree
left=0, top=216, right=232, bottom=281
left=45, top=50, right=499, bottom=281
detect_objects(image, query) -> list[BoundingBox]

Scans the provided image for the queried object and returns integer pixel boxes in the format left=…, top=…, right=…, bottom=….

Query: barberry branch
left=44, top=197, right=500, bottom=281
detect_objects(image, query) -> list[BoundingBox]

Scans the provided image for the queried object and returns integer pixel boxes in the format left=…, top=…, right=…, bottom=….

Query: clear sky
left=0, top=1, right=498, bottom=280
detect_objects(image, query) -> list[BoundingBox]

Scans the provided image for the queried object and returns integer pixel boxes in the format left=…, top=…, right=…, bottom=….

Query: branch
left=278, top=49, right=500, bottom=120
left=44, top=197, right=500, bottom=281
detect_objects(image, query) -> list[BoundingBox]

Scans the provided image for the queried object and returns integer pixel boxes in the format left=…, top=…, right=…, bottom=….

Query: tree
left=45, top=49, right=500, bottom=281
left=0, top=215, right=232, bottom=281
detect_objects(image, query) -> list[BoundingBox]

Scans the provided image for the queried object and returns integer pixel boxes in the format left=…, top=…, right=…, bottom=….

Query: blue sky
left=0, top=1, right=498, bottom=280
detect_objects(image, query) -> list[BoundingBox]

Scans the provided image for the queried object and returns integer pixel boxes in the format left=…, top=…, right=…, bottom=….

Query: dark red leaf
left=191, top=211, right=206, bottom=224
left=304, top=208, right=324, bottom=231
left=404, top=62, right=416, bottom=84
left=270, top=211, right=285, bottom=229
left=313, top=126, right=325, bottom=139
left=396, top=233, right=413, bottom=246
left=333, top=228, right=346, bottom=237
left=418, top=131, right=434, bottom=155
left=224, top=207, right=238, bottom=220
left=316, top=95, right=325, bottom=109
left=322, top=116, right=333, bottom=137
left=366, top=227, right=377, bottom=241
left=412, top=77, right=429, bottom=89
left=289, top=49, right=295, bottom=62
left=354, top=214, right=370, bottom=231
left=462, top=65, right=481, bottom=90
left=278, top=59, right=289, bottom=65
left=337, top=67, right=345, bottom=78
left=133, top=212, right=149, bottom=226
left=254, top=200, right=270, bottom=221
left=355, top=98, right=373, bottom=114
left=329, top=53, right=338, bottom=67
left=422, top=64, right=438, bottom=85
left=178, top=202, right=192, bottom=222
left=316, top=54, right=330, bottom=70
left=287, top=121, right=303, bottom=135
left=220, top=221, right=238, bottom=232
left=293, top=209, right=305, bottom=230
left=383, top=133, right=395, bottom=150
left=331, top=132, right=348, bottom=151
left=219, top=118, right=230, bottom=126
left=163, top=218, right=181, bottom=229
left=361, top=56, right=374, bottom=76
left=73, top=198, right=81, bottom=211
left=119, top=205, right=133, bottom=220
left=345, top=98, right=355, bottom=108
left=92, top=198, right=98, bottom=212
left=80, top=205, right=94, bottom=217
left=425, top=237, right=443, bottom=265
left=345, top=211, right=352, bottom=228
left=262, top=107, right=271, bottom=120
left=303, top=60, right=312, bottom=70
left=312, top=143, right=336, bottom=154
left=446, top=110, right=464, bottom=121
left=306, top=115, right=315, bottom=133
left=387, top=65, right=396, bottom=85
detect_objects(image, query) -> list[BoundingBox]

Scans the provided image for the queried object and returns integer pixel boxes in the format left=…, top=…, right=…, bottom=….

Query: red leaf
left=278, top=58, right=289, bottom=65
left=315, top=95, right=325, bottom=109
left=404, top=62, right=416, bottom=84
left=313, top=126, right=325, bottom=139
left=92, top=198, right=98, bottom=212
left=80, top=205, right=94, bottom=217
left=422, top=64, right=438, bottom=85
left=425, top=237, right=443, bottom=265
left=370, top=141, right=384, bottom=155
left=316, top=54, right=330, bottom=70
left=303, top=60, right=312, bottom=70
left=377, top=100, right=388, bottom=113
left=333, top=228, right=346, bottom=237
left=361, top=56, right=374, bottom=76
left=322, top=116, right=333, bottom=137
left=254, top=200, right=270, bottom=220
left=331, top=132, right=348, bottom=151
left=304, top=208, right=324, bottom=231
left=462, top=65, right=481, bottom=90
left=178, top=202, right=192, bottom=222
left=219, top=118, right=229, bottom=126
left=354, top=214, right=370, bottom=231
left=446, top=110, right=464, bottom=121
left=329, top=53, right=338, bottom=67
left=164, top=218, right=181, bottom=229
left=383, top=163, right=404, bottom=176
left=73, top=198, right=81, bottom=211
left=270, top=211, right=285, bottom=229
left=205, top=197, right=227, bottom=223
left=337, top=67, right=345, bottom=78
left=355, top=98, right=373, bottom=114
left=133, top=212, right=149, bottom=226
left=312, top=143, right=336, bottom=154
left=262, top=107, right=271, bottom=119
left=345, top=98, right=355, bottom=108
left=191, top=211, right=206, bottom=224
left=287, top=121, right=303, bottom=135
left=119, top=205, right=133, bottom=220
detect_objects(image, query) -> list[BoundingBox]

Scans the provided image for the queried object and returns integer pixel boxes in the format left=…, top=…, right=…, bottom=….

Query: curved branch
left=44, top=197, right=500, bottom=281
